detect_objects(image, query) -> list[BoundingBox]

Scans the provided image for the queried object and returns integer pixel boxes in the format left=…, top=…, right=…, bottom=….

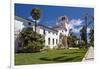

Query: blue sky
left=15, top=3, right=94, bottom=37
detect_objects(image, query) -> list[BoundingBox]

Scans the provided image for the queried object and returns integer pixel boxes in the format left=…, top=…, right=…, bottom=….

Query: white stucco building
left=15, top=16, right=70, bottom=50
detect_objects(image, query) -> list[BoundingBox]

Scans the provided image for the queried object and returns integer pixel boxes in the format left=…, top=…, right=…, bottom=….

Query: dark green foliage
left=67, top=36, right=76, bottom=47
left=17, top=28, right=45, bottom=53
left=89, top=29, right=94, bottom=46
left=31, top=8, right=41, bottom=20
left=31, top=8, right=41, bottom=35
left=80, top=26, right=87, bottom=43
left=67, top=30, right=78, bottom=47
left=80, top=26, right=87, bottom=47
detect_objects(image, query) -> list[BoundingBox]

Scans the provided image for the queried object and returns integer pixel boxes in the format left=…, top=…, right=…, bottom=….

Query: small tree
left=67, top=36, right=75, bottom=47
left=17, top=28, right=45, bottom=53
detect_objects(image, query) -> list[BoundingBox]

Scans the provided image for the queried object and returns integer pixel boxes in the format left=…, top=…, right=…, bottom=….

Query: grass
left=15, top=48, right=87, bottom=65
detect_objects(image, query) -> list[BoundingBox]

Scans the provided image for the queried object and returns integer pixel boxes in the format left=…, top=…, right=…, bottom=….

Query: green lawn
left=15, top=48, right=87, bottom=65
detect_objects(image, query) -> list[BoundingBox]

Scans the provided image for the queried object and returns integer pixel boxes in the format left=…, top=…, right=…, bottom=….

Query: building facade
left=15, top=16, right=69, bottom=50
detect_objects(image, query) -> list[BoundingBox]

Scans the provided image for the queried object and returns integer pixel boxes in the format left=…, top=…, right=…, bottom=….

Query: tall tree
left=31, top=8, right=41, bottom=34
left=80, top=26, right=87, bottom=47
left=82, top=13, right=94, bottom=48
left=80, top=26, right=87, bottom=42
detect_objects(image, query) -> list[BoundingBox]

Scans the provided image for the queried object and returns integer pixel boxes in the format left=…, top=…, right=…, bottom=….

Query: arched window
left=65, top=29, right=67, bottom=32
left=43, top=29, right=45, bottom=35
left=56, top=39, right=58, bottom=44
left=53, top=38, right=54, bottom=45
left=48, top=38, right=50, bottom=45
left=28, top=22, right=31, bottom=25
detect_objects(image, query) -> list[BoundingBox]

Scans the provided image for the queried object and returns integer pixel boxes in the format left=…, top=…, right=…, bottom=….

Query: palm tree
left=31, top=8, right=41, bottom=34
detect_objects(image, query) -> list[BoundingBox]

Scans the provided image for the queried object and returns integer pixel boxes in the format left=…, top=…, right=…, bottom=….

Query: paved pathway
left=82, top=46, right=94, bottom=62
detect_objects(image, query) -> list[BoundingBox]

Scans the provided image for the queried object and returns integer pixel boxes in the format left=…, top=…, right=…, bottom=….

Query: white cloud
left=72, top=27, right=82, bottom=33
left=68, top=19, right=83, bottom=33
left=69, top=19, right=83, bottom=26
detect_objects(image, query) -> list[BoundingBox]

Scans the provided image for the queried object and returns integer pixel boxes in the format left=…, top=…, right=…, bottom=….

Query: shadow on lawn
left=63, top=51, right=85, bottom=54
left=40, top=56, right=81, bottom=62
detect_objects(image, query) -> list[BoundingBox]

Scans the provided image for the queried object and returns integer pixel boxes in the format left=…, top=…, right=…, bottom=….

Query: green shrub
left=16, top=28, right=45, bottom=53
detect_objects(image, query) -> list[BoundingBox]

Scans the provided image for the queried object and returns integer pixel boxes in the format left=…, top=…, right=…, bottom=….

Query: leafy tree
left=89, top=29, right=94, bottom=46
left=17, top=28, right=45, bottom=53
left=67, top=35, right=77, bottom=47
left=80, top=26, right=87, bottom=47
left=67, top=29, right=78, bottom=47
left=67, top=36, right=72, bottom=47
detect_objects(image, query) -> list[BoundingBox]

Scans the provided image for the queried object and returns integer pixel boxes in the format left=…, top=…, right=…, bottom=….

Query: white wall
left=14, top=19, right=24, bottom=35
left=45, top=31, right=58, bottom=48
left=39, top=27, right=59, bottom=49
left=15, top=16, right=70, bottom=49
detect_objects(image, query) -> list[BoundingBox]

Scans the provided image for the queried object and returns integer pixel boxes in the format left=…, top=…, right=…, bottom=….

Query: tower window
left=61, top=17, right=66, bottom=20
left=28, top=22, right=31, bottom=25
left=49, top=31, right=50, bottom=33
left=65, top=29, right=67, bottom=32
